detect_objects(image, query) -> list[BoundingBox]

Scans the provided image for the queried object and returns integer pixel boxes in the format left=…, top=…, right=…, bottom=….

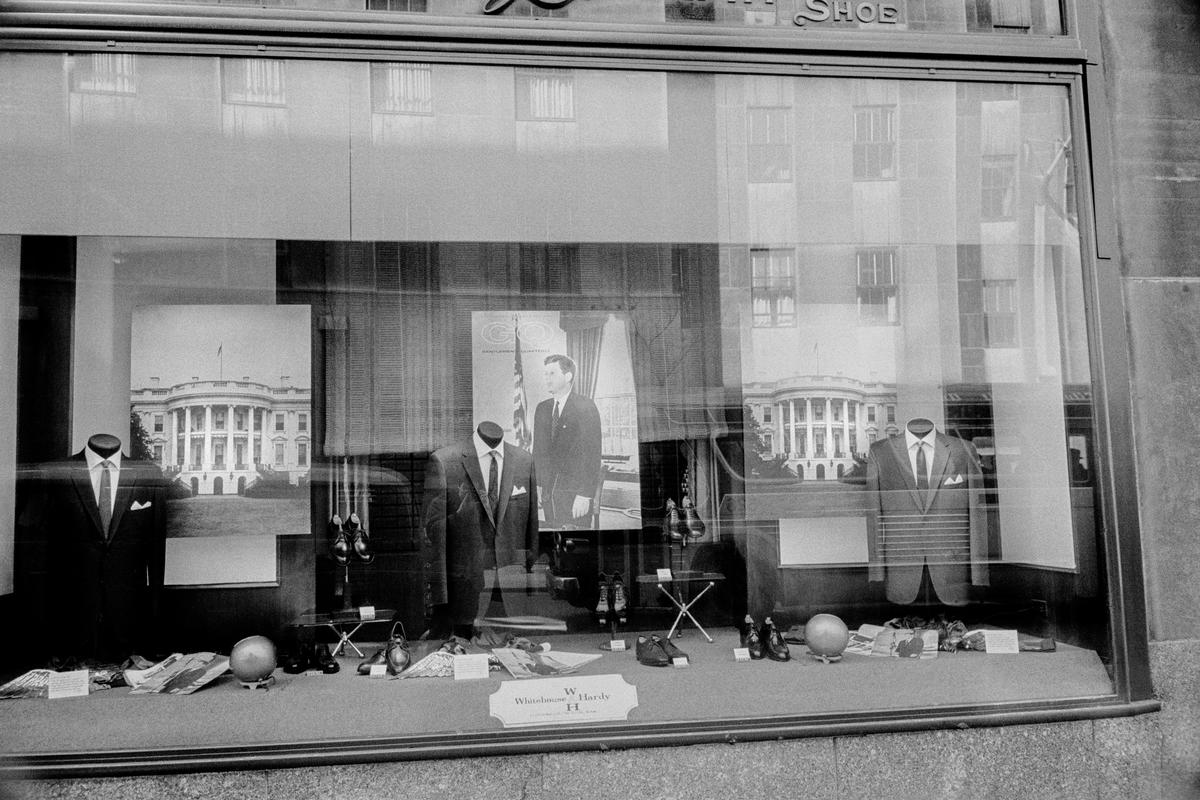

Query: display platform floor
left=0, top=629, right=1114, bottom=759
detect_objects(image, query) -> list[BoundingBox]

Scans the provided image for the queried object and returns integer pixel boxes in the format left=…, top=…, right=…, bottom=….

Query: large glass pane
left=37, top=0, right=1067, bottom=34
left=1, top=56, right=1106, bottom=759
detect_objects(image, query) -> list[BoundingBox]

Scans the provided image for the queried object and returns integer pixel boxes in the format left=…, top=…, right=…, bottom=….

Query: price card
left=359, top=606, right=376, bottom=621
left=671, top=657, right=689, bottom=669
left=609, top=640, right=626, bottom=652
left=453, top=653, right=491, bottom=681
left=733, top=647, right=751, bottom=662
left=368, top=664, right=388, bottom=678
left=47, top=670, right=89, bottom=699
left=983, top=629, right=1020, bottom=654
left=656, top=568, right=673, bottom=582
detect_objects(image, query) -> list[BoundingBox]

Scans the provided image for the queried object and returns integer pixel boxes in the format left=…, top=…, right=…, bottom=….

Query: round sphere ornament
left=804, top=613, right=850, bottom=663
left=229, top=635, right=277, bottom=687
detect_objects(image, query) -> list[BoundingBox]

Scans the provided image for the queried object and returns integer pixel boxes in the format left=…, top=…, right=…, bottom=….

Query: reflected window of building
left=853, top=105, right=896, bottom=180
left=981, top=156, right=1017, bottom=220
left=868, top=405, right=876, bottom=423
left=370, top=63, right=433, bottom=115
left=70, top=53, right=137, bottom=95
left=857, top=248, right=898, bottom=324
left=221, top=58, right=288, bottom=138
left=215, top=410, right=226, bottom=431
left=153, top=414, right=164, bottom=433
left=274, top=442, right=285, bottom=466
left=762, top=406, right=772, bottom=423
left=814, top=403, right=824, bottom=421
left=665, top=0, right=715, bottom=22
left=275, top=414, right=285, bottom=432
left=221, top=59, right=287, bottom=106
left=298, top=443, right=308, bottom=467
left=153, top=444, right=163, bottom=462
left=886, top=404, right=896, bottom=423
left=365, top=0, right=427, bottom=10
left=967, top=0, right=1033, bottom=33
left=515, top=68, right=575, bottom=121
left=751, top=248, right=796, bottom=327
left=747, top=107, right=792, bottom=182
left=983, top=279, right=1018, bottom=347
left=299, top=413, right=308, bottom=432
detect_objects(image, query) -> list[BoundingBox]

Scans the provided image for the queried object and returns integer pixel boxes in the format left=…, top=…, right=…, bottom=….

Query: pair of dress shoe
left=742, top=615, right=790, bottom=662
left=635, top=633, right=687, bottom=667
left=330, top=512, right=374, bottom=566
left=357, top=622, right=411, bottom=675
left=595, top=572, right=628, bottom=624
left=283, top=642, right=340, bottom=674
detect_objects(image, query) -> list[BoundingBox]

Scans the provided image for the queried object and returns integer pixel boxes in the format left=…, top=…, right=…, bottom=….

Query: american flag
left=512, top=321, right=532, bottom=451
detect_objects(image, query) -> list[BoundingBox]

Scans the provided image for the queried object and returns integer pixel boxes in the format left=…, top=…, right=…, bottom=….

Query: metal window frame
left=0, top=0, right=1157, bottom=779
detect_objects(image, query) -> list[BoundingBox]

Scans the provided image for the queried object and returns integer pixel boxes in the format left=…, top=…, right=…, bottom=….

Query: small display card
left=359, top=606, right=376, bottom=621
left=609, top=640, right=626, bottom=652
left=47, top=670, right=89, bottom=699
left=453, top=653, right=492, bottom=681
left=489, top=674, right=638, bottom=728
left=982, top=629, right=1020, bottom=654
left=733, top=647, right=751, bottom=662
left=656, top=568, right=673, bottom=581
left=671, top=657, right=689, bottom=669
left=368, top=664, right=388, bottom=678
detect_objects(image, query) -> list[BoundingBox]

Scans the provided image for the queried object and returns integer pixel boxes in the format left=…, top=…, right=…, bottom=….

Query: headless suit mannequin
left=470, top=422, right=505, bottom=636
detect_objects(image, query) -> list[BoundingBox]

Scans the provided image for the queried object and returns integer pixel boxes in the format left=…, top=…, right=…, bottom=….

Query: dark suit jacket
left=865, top=432, right=988, bottom=606
left=532, top=392, right=601, bottom=523
left=16, top=452, right=168, bottom=660
left=421, top=437, right=538, bottom=616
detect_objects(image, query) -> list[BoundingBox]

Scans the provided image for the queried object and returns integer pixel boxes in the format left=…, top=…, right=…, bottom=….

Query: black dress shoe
left=763, top=617, right=790, bottom=662
left=313, top=643, right=340, bottom=674
left=352, top=531, right=374, bottom=563
left=329, top=515, right=350, bottom=566
left=282, top=643, right=311, bottom=674
left=742, top=615, right=766, bottom=660
left=357, top=648, right=386, bottom=675
left=384, top=622, right=411, bottom=675
left=655, top=634, right=688, bottom=663
left=635, top=635, right=670, bottom=667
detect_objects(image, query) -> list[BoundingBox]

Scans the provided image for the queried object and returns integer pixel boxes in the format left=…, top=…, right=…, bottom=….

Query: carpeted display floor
left=0, top=629, right=1114, bottom=757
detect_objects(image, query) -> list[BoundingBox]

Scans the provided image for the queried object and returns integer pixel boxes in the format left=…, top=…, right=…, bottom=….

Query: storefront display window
left=0, top=45, right=1134, bottom=771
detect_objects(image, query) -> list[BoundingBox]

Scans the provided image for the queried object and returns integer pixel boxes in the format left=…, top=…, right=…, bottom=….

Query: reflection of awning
left=943, top=383, right=1092, bottom=404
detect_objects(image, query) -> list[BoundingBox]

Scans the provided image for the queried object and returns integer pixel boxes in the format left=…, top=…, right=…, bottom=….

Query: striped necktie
left=98, top=460, right=114, bottom=535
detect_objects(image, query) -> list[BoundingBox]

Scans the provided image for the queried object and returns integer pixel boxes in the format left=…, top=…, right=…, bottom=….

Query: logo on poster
left=481, top=319, right=554, bottom=346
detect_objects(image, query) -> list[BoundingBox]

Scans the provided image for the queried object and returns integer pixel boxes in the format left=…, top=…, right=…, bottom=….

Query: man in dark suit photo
left=421, top=421, right=539, bottom=638
left=532, top=354, right=602, bottom=529
left=16, top=433, right=168, bottom=662
left=864, top=417, right=989, bottom=607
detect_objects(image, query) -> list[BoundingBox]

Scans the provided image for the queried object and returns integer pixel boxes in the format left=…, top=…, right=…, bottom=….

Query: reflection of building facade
left=131, top=378, right=311, bottom=495
left=745, top=376, right=897, bottom=480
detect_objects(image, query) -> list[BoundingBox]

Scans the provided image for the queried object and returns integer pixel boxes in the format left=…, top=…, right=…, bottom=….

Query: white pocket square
left=510, top=486, right=528, bottom=498
left=130, top=500, right=152, bottom=511
left=943, top=475, right=964, bottom=486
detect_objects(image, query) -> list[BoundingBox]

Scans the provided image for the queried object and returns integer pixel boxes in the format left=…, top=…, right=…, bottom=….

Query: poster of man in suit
left=471, top=310, right=642, bottom=532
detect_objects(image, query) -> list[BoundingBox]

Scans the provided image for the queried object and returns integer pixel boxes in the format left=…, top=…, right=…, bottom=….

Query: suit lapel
left=70, top=456, right=105, bottom=538
left=461, top=448, right=496, bottom=528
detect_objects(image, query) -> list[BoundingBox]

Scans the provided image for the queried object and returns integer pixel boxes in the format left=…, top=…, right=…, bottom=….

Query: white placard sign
left=489, top=674, right=638, bottom=728
left=47, top=670, right=90, bottom=699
